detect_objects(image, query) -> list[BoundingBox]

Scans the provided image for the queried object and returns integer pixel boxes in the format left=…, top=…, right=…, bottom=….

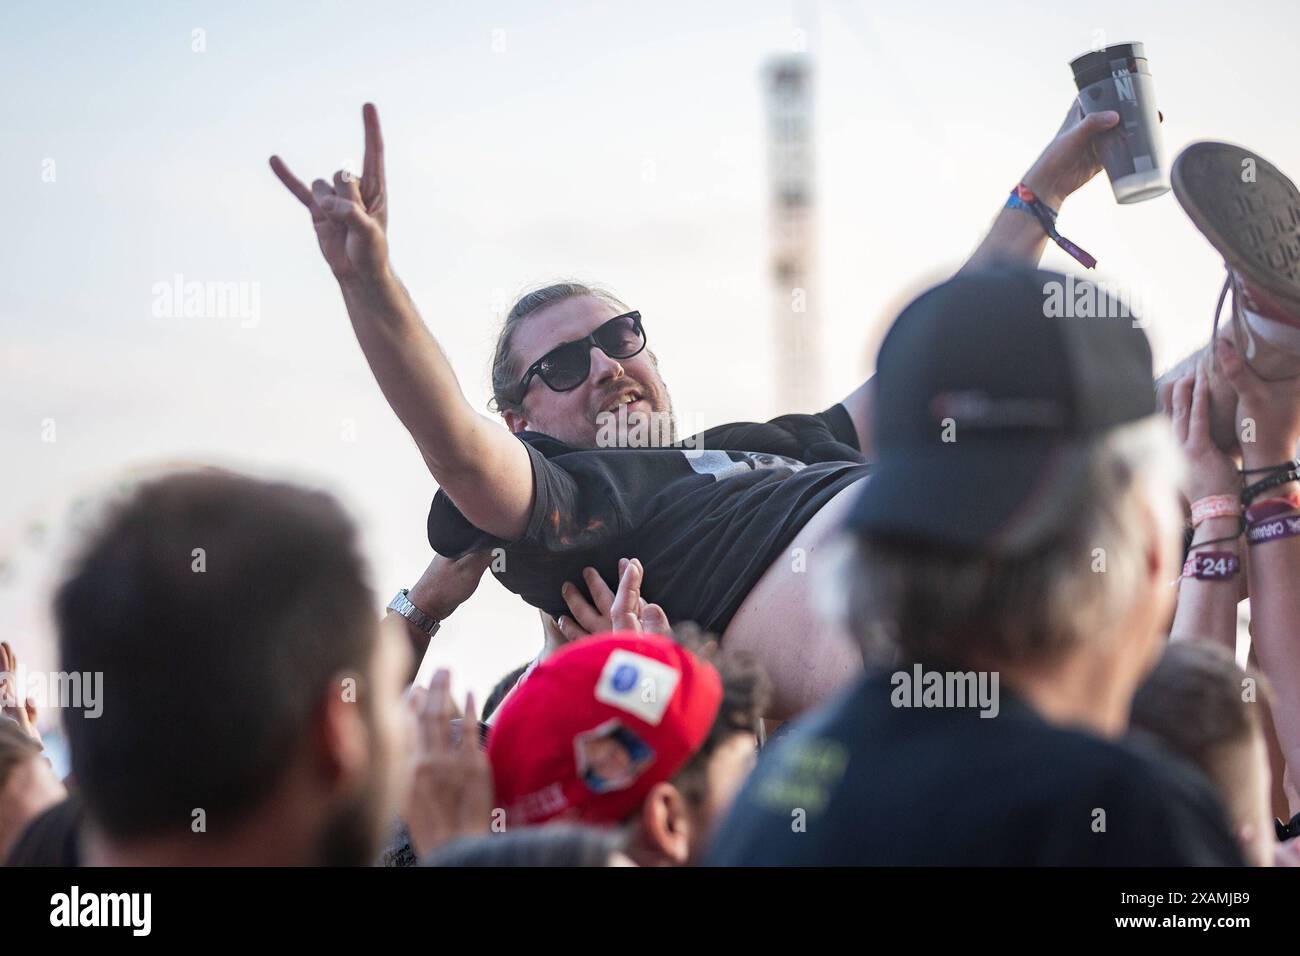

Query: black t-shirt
left=427, top=405, right=869, bottom=634
left=707, top=669, right=1246, bottom=866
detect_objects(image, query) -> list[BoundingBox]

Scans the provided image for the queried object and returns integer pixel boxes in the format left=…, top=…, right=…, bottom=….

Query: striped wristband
left=1190, top=495, right=1241, bottom=527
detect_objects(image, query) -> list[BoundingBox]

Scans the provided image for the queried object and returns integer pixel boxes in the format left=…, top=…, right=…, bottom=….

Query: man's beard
left=647, top=377, right=678, bottom=445
left=588, top=375, right=678, bottom=449
left=312, top=762, right=391, bottom=866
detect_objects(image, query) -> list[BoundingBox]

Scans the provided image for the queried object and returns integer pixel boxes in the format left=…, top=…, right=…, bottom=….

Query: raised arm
left=270, top=104, right=532, bottom=541
left=840, top=104, right=1122, bottom=452
left=1217, top=336, right=1300, bottom=810
left=1166, top=362, right=1244, bottom=648
left=961, top=101, right=1119, bottom=273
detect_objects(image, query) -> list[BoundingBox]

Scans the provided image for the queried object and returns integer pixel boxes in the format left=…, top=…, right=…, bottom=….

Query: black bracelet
left=1242, top=469, right=1300, bottom=505
left=1184, top=514, right=1246, bottom=552
left=1240, top=458, right=1299, bottom=476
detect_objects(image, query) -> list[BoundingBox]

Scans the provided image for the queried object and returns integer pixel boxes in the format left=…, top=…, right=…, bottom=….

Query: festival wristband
left=1242, top=469, right=1300, bottom=505
left=1181, top=551, right=1240, bottom=581
left=1245, top=494, right=1300, bottom=523
left=1006, top=184, right=1097, bottom=270
left=1190, top=494, right=1242, bottom=527
left=1246, top=513, right=1300, bottom=546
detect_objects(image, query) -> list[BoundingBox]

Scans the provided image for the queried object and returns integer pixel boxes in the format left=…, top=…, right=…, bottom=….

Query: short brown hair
left=55, top=469, right=377, bottom=840
left=668, top=624, right=770, bottom=807
left=1129, top=641, right=1269, bottom=777
left=488, top=282, right=630, bottom=416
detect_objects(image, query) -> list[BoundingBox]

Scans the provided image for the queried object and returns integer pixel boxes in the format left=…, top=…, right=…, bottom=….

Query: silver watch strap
left=387, top=589, right=441, bottom=637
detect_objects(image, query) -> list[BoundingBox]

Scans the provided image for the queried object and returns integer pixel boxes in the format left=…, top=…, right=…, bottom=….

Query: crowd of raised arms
left=5, top=101, right=1300, bottom=868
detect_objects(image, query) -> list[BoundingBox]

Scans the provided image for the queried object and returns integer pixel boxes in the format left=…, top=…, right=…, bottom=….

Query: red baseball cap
left=487, top=632, right=723, bottom=827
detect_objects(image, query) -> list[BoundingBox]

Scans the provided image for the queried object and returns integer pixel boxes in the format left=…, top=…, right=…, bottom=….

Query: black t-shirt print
left=706, top=669, right=1246, bottom=867
left=427, top=404, right=870, bottom=634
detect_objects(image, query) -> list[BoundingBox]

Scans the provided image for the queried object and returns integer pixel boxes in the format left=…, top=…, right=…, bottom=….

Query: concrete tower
left=763, top=55, right=820, bottom=412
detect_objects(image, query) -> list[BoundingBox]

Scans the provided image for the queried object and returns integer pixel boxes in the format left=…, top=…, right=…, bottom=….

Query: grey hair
left=488, top=282, right=631, bottom=416
left=819, top=416, right=1185, bottom=667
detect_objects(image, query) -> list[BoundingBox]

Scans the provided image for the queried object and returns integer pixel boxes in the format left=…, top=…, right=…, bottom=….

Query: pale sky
left=4, top=0, right=1299, bottom=721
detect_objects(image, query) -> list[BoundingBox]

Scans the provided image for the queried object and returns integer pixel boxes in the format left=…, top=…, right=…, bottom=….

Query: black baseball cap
left=845, top=267, right=1157, bottom=554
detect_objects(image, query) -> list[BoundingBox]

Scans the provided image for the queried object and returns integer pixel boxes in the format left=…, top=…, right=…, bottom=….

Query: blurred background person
left=56, top=471, right=414, bottom=866
left=1130, top=641, right=1292, bottom=866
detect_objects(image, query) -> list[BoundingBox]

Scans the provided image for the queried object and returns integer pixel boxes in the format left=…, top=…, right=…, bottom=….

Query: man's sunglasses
left=515, top=311, right=646, bottom=399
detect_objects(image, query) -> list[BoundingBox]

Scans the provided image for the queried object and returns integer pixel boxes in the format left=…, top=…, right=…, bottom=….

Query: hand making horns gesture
left=270, top=103, right=391, bottom=283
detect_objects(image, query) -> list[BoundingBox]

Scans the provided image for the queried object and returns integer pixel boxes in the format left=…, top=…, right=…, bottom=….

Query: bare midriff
left=721, top=477, right=868, bottom=718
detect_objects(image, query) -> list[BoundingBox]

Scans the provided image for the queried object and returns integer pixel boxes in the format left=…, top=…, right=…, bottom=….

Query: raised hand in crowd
left=1173, top=361, right=1242, bottom=503
left=1217, top=338, right=1300, bottom=462
left=270, top=105, right=534, bottom=542
left=402, top=669, right=494, bottom=859
left=1167, top=360, right=1247, bottom=647
left=963, top=100, right=1124, bottom=272
left=1216, top=335, right=1300, bottom=813
left=555, top=558, right=671, bottom=643
left=1021, top=100, right=1123, bottom=210
left=0, top=641, right=41, bottom=748
left=270, top=103, right=389, bottom=284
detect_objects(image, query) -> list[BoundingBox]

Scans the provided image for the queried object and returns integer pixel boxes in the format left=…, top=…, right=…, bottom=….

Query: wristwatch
left=387, top=588, right=442, bottom=638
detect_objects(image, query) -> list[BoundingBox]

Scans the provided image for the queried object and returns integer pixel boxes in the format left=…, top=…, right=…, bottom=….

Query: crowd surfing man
left=270, top=102, right=1124, bottom=717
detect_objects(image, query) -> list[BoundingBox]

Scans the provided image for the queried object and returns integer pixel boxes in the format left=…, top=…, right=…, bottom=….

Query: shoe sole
left=1172, top=141, right=1300, bottom=315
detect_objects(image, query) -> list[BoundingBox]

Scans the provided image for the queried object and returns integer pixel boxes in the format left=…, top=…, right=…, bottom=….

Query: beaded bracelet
left=1240, top=458, right=1299, bottom=476
left=1242, top=469, right=1300, bottom=506
left=1186, top=515, right=1246, bottom=551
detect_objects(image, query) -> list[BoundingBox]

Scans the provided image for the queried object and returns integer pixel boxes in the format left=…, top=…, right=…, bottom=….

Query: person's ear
left=637, top=782, right=693, bottom=866
left=1137, top=483, right=1176, bottom=587
left=502, top=408, right=529, bottom=434
left=315, top=672, right=370, bottom=789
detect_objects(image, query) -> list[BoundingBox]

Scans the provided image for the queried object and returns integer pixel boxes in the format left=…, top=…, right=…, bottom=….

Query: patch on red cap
left=486, top=632, right=723, bottom=827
